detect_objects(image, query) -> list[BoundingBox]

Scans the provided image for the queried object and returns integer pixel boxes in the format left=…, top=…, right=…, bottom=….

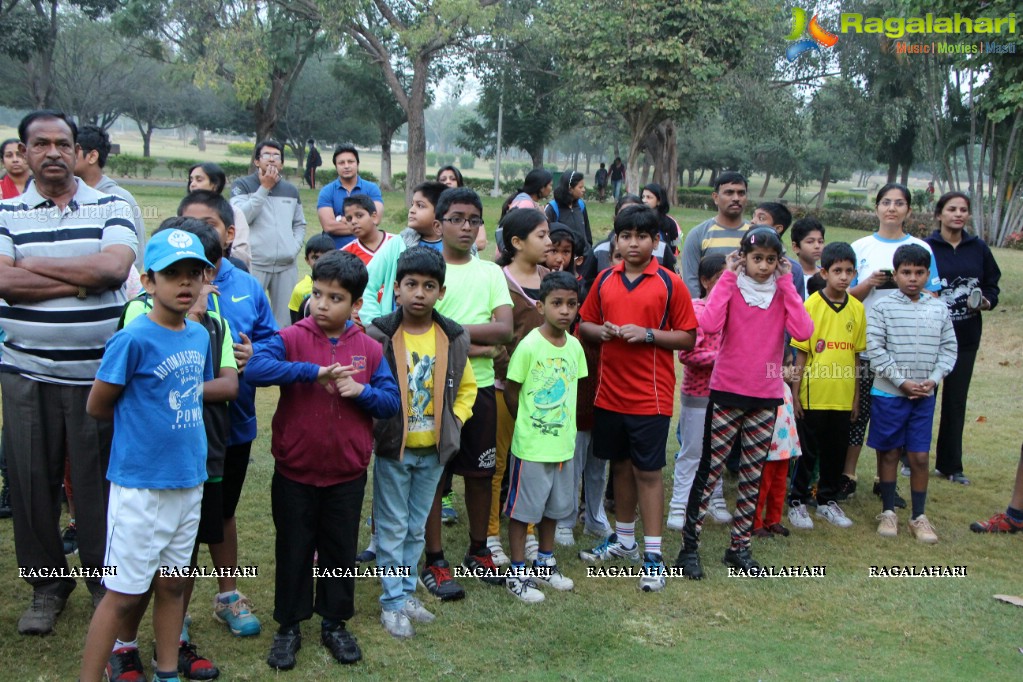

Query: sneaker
left=266, top=629, right=301, bottom=671
left=17, top=591, right=68, bottom=635
left=908, top=514, right=939, bottom=544
left=767, top=523, right=790, bottom=537
left=462, top=548, right=506, bottom=586
left=62, top=522, right=78, bottom=555
left=176, top=641, right=220, bottom=680
left=708, top=498, right=733, bottom=524
left=900, top=464, right=911, bottom=477
left=836, top=475, right=857, bottom=501
left=441, top=493, right=458, bottom=524
left=554, top=526, right=575, bottom=546
left=506, top=572, right=545, bottom=603
left=787, top=501, right=814, bottom=530
left=752, top=527, right=773, bottom=539
left=872, top=480, right=907, bottom=508
left=524, top=534, right=539, bottom=561
left=107, top=645, right=146, bottom=682
left=578, top=533, right=641, bottom=563
left=380, top=609, right=414, bottom=639
left=400, top=596, right=436, bottom=623
left=321, top=626, right=361, bottom=664
left=418, top=560, right=465, bottom=601
left=674, top=549, right=704, bottom=580
left=212, top=592, right=261, bottom=637
left=970, top=512, right=1023, bottom=534
left=816, top=501, right=854, bottom=528
left=666, top=510, right=685, bottom=531
left=639, top=552, right=667, bottom=592
left=947, top=472, right=971, bottom=485
left=486, top=536, right=509, bottom=566
left=876, top=510, right=898, bottom=538
left=532, top=556, right=574, bottom=591
left=355, top=535, right=377, bottom=564
left=722, top=547, right=761, bottom=573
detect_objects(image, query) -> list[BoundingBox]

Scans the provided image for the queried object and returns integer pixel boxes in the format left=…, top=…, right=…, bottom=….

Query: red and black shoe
left=177, top=640, right=220, bottom=680
left=970, top=512, right=1023, bottom=534
left=462, top=547, right=506, bottom=586
left=106, top=646, right=146, bottom=682
left=417, top=559, right=466, bottom=601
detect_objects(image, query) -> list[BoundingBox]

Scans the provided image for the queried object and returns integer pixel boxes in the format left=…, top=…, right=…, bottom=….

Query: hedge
left=227, top=142, right=256, bottom=158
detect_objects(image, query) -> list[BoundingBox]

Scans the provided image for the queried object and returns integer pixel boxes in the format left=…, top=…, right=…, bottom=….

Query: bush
left=138, top=157, right=157, bottom=179
left=107, top=153, right=141, bottom=177
left=316, top=169, right=336, bottom=186
left=227, top=142, right=255, bottom=158
left=426, top=152, right=438, bottom=167
left=913, top=189, right=931, bottom=210
left=459, top=153, right=475, bottom=170
left=359, top=169, right=378, bottom=184
left=1003, top=231, right=1023, bottom=250
left=825, top=191, right=868, bottom=210
left=391, top=172, right=407, bottom=192
left=165, top=159, right=197, bottom=179
left=219, top=161, right=251, bottom=179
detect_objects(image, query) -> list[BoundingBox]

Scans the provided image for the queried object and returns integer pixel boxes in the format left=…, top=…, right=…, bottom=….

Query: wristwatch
left=645, top=328, right=655, bottom=344
left=76, top=286, right=88, bottom=300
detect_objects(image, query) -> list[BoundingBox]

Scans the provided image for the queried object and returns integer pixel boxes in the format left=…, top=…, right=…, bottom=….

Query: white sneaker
left=506, top=573, right=544, bottom=603
left=554, top=526, right=576, bottom=546
left=666, top=509, right=685, bottom=531
left=380, top=609, right=414, bottom=638
left=787, top=501, right=814, bottom=530
left=400, top=596, right=435, bottom=623
left=876, top=510, right=898, bottom=537
left=900, top=464, right=911, bottom=477
left=639, top=552, right=666, bottom=592
left=524, top=534, right=539, bottom=561
left=532, top=556, right=574, bottom=591
left=816, top=501, right=854, bottom=528
left=486, top=536, right=510, bottom=566
left=709, top=498, right=733, bottom=524
left=908, top=514, right=939, bottom=544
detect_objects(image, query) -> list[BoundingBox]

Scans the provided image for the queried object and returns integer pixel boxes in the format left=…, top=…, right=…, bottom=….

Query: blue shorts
left=867, top=394, right=936, bottom=453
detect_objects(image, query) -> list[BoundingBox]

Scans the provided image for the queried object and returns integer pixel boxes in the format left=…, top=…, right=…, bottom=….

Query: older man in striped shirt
left=0, top=110, right=137, bottom=635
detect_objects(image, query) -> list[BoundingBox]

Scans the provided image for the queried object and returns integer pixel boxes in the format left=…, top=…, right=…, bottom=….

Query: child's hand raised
left=334, top=365, right=365, bottom=399
left=777, top=257, right=792, bottom=277
left=233, top=333, right=253, bottom=371
left=725, top=250, right=743, bottom=274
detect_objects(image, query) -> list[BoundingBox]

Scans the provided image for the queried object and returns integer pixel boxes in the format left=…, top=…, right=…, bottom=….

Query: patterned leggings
left=682, top=402, right=777, bottom=552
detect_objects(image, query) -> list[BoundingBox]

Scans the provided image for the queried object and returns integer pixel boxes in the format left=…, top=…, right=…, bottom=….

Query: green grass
left=2, top=186, right=1022, bottom=680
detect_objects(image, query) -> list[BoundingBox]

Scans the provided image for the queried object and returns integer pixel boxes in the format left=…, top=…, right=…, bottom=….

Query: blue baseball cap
left=145, top=229, right=215, bottom=272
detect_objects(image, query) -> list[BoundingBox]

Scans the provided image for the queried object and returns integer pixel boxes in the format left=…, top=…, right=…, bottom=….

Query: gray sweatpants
left=252, top=264, right=299, bottom=329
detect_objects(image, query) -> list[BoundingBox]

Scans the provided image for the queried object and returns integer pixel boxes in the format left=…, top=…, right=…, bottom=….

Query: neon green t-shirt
left=507, top=328, right=587, bottom=462
left=289, top=275, right=313, bottom=313
left=434, top=258, right=512, bottom=388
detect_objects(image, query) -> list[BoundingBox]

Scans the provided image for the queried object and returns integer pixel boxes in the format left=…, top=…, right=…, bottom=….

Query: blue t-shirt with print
left=97, top=316, right=214, bottom=489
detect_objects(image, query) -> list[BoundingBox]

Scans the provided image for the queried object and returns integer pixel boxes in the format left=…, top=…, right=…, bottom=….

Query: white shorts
left=103, top=483, right=203, bottom=594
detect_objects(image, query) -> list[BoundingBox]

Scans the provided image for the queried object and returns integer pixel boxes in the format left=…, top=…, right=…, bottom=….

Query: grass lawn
left=1, top=184, right=1021, bottom=680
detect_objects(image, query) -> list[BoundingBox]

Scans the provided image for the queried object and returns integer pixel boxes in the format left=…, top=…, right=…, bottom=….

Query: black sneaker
left=266, top=629, right=301, bottom=670
left=722, top=547, right=761, bottom=573
left=836, top=475, right=857, bottom=501
left=674, top=549, right=704, bottom=580
left=418, top=559, right=466, bottom=601
left=321, top=625, right=361, bottom=665
left=871, top=480, right=907, bottom=508
left=461, top=548, right=506, bottom=586
left=106, top=646, right=146, bottom=682
left=177, top=641, right=220, bottom=680
left=62, top=522, right=77, bottom=555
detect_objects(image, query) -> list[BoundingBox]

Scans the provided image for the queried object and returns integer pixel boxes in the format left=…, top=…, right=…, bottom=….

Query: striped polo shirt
left=681, top=218, right=750, bottom=296
left=0, top=181, right=138, bottom=384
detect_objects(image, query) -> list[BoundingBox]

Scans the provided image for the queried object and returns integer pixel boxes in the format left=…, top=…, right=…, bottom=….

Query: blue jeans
left=373, top=446, right=444, bottom=611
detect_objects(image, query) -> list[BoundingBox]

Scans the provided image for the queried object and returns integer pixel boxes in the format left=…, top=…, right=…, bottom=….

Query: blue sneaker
left=441, top=493, right=458, bottom=525
left=578, top=533, right=640, bottom=563
left=213, top=591, right=261, bottom=637
left=355, top=534, right=376, bottom=564
left=639, top=552, right=666, bottom=592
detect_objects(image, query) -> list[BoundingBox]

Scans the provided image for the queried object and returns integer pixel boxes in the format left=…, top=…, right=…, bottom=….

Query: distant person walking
left=609, top=157, right=625, bottom=201
left=594, top=163, right=608, bottom=202
left=304, top=139, right=322, bottom=190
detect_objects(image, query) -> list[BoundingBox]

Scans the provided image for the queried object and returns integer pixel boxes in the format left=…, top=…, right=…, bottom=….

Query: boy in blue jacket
left=247, top=251, right=400, bottom=671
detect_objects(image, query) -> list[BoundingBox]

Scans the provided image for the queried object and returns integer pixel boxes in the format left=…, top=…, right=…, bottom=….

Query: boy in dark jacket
left=368, top=246, right=477, bottom=638
left=247, top=251, right=400, bottom=671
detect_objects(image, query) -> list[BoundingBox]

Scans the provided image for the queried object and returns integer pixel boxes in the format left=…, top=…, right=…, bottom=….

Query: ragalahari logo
left=785, top=7, right=839, bottom=61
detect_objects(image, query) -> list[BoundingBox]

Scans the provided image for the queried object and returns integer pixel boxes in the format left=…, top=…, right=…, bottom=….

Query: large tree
left=316, top=0, right=499, bottom=199
left=550, top=0, right=762, bottom=196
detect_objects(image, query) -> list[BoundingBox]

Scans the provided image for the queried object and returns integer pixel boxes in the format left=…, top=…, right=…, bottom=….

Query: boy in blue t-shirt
left=79, top=228, right=215, bottom=682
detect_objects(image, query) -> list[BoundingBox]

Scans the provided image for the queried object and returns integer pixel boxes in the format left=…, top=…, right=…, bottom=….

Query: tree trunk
left=403, top=60, right=429, bottom=202
left=253, top=99, right=277, bottom=144
left=815, top=163, right=831, bottom=212
left=379, top=128, right=393, bottom=191
left=887, top=159, right=898, bottom=183
left=528, top=148, right=544, bottom=169
left=899, top=163, right=910, bottom=186
left=759, top=170, right=772, bottom=198
left=778, top=170, right=796, bottom=198
left=196, top=128, right=207, bottom=152
left=142, top=127, right=152, bottom=158
left=708, top=168, right=718, bottom=188
left=585, top=152, right=591, bottom=175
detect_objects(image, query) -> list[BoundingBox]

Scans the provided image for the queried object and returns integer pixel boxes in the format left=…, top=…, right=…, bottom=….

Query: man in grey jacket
left=230, top=140, right=307, bottom=328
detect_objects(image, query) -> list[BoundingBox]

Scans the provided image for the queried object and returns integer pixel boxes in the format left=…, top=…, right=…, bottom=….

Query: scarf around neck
left=736, top=271, right=778, bottom=309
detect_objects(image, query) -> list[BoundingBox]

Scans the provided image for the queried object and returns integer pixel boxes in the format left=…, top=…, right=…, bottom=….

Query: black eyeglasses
left=441, top=216, right=484, bottom=228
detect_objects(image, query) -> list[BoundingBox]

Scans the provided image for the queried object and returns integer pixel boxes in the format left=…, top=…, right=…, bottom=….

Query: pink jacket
left=701, top=270, right=813, bottom=401
left=678, top=298, right=720, bottom=398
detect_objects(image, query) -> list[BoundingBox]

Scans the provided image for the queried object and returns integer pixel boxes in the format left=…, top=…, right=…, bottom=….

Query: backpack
left=546, top=198, right=585, bottom=222
left=117, top=293, right=227, bottom=373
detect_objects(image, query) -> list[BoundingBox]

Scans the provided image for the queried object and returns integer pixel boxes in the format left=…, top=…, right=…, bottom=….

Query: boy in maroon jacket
left=246, top=251, right=400, bottom=671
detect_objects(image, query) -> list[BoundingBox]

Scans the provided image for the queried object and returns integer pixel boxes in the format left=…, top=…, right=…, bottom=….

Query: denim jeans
left=373, top=446, right=444, bottom=611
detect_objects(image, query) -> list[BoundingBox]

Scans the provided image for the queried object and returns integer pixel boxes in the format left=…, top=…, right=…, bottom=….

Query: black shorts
left=221, top=441, right=252, bottom=520
left=196, top=480, right=225, bottom=545
left=592, top=407, right=671, bottom=472
left=447, top=385, right=497, bottom=479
